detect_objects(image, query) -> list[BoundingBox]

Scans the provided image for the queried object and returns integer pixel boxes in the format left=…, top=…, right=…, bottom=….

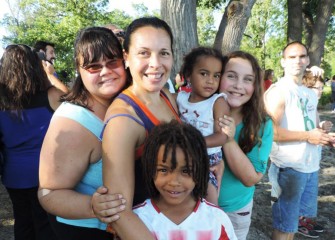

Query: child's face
left=219, top=57, right=255, bottom=110
left=154, top=145, right=196, bottom=207
left=311, top=81, right=324, bottom=99
left=188, top=56, right=222, bottom=102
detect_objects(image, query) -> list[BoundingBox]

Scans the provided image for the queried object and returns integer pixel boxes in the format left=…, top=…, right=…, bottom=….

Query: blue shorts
left=272, top=167, right=319, bottom=233
left=208, top=152, right=222, bottom=189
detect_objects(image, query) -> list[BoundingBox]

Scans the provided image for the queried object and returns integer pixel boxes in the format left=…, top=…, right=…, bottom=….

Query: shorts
left=272, top=167, right=319, bottom=233
left=208, top=152, right=222, bottom=188
left=226, top=200, right=253, bottom=240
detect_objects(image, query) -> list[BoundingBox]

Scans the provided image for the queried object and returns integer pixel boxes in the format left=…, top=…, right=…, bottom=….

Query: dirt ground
left=0, top=109, right=334, bottom=240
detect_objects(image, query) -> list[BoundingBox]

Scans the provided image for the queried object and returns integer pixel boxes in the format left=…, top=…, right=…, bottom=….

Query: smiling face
left=124, top=26, right=173, bottom=92
left=219, top=57, right=255, bottom=112
left=45, top=45, right=56, bottom=64
left=189, top=56, right=222, bottom=102
left=154, top=145, right=196, bottom=209
left=79, top=55, right=127, bottom=105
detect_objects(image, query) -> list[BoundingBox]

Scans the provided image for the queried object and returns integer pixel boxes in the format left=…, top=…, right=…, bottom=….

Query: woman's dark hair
left=62, top=26, right=131, bottom=108
left=0, top=44, right=49, bottom=111
left=123, top=17, right=174, bottom=54
left=222, top=51, right=269, bottom=153
left=180, top=46, right=223, bottom=81
left=142, top=120, right=209, bottom=200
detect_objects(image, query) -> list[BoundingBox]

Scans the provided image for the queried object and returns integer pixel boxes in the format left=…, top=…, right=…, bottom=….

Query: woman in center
left=100, top=17, right=180, bottom=239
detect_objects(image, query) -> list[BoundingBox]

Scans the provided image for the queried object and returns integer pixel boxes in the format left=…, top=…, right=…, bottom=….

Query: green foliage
left=0, top=0, right=146, bottom=83
left=197, top=8, right=217, bottom=46
left=319, top=85, right=332, bottom=106
left=2, top=0, right=334, bottom=84
left=196, top=0, right=226, bottom=10
left=240, top=0, right=286, bottom=80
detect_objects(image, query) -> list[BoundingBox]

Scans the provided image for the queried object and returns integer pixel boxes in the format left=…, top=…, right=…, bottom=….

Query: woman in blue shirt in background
left=0, top=44, right=64, bottom=240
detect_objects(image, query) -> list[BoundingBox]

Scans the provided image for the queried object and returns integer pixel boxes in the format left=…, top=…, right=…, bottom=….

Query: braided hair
left=141, top=120, right=209, bottom=201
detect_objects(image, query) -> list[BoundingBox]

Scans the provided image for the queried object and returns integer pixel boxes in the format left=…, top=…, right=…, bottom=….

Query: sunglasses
left=80, top=59, right=124, bottom=74
left=310, top=86, right=324, bottom=91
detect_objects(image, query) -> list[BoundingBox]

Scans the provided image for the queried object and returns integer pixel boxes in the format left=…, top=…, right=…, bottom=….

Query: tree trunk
left=287, top=0, right=302, bottom=42
left=213, top=0, right=232, bottom=51
left=308, top=0, right=335, bottom=66
left=220, top=0, right=256, bottom=55
left=302, top=1, right=314, bottom=49
left=161, top=0, right=198, bottom=82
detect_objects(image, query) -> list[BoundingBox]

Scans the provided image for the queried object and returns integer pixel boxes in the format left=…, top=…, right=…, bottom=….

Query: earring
left=125, top=61, right=129, bottom=69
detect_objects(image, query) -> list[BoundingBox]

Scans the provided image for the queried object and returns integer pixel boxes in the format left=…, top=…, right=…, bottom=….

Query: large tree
left=306, top=0, right=335, bottom=66
left=287, top=0, right=335, bottom=66
left=214, top=0, right=256, bottom=54
left=161, top=0, right=198, bottom=80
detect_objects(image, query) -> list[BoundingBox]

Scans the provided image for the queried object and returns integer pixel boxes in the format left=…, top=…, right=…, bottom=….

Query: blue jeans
left=272, top=167, right=318, bottom=233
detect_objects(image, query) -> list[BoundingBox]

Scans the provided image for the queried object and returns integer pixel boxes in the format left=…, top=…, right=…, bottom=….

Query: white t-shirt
left=269, top=78, right=319, bottom=173
left=177, top=91, right=227, bottom=155
left=133, top=199, right=237, bottom=240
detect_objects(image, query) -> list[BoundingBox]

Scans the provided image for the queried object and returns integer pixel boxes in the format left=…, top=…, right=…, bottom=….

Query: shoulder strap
left=54, top=102, right=103, bottom=140
left=100, top=113, right=144, bottom=139
left=117, top=91, right=156, bottom=131
left=160, top=90, right=180, bottom=119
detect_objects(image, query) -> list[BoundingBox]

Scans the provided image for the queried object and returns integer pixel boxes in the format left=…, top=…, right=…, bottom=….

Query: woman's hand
left=91, top=186, right=126, bottom=223
left=218, top=115, right=236, bottom=141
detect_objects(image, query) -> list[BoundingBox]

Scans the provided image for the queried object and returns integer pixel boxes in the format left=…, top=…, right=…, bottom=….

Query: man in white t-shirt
left=264, top=41, right=331, bottom=240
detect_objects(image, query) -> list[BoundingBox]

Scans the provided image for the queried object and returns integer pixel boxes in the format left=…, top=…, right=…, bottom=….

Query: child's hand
left=320, top=120, right=333, bottom=133
left=219, top=115, right=235, bottom=141
left=91, top=186, right=126, bottom=223
left=307, top=66, right=324, bottom=77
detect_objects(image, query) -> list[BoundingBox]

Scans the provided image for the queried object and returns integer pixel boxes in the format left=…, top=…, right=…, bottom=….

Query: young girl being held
left=176, top=47, right=230, bottom=205
left=133, top=120, right=237, bottom=240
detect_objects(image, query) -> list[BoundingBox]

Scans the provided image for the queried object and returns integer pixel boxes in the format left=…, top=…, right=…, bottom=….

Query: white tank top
left=270, top=78, right=320, bottom=173
left=177, top=91, right=227, bottom=155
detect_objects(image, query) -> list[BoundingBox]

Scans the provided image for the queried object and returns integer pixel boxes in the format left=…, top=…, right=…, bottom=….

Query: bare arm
left=219, top=115, right=272, bottom=187
left=43, top=60, right=69, bottom=93
left=205, top=97, right=230, bottom=148
left=47, top=87, right=64, bottom=111
left=102, top=108, right=154, bottom=239
left=39, top=117, right=124, bottom=219
left=222, top=140, right=264, bottom=187
left=264, top=85, right=329, bottom=145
